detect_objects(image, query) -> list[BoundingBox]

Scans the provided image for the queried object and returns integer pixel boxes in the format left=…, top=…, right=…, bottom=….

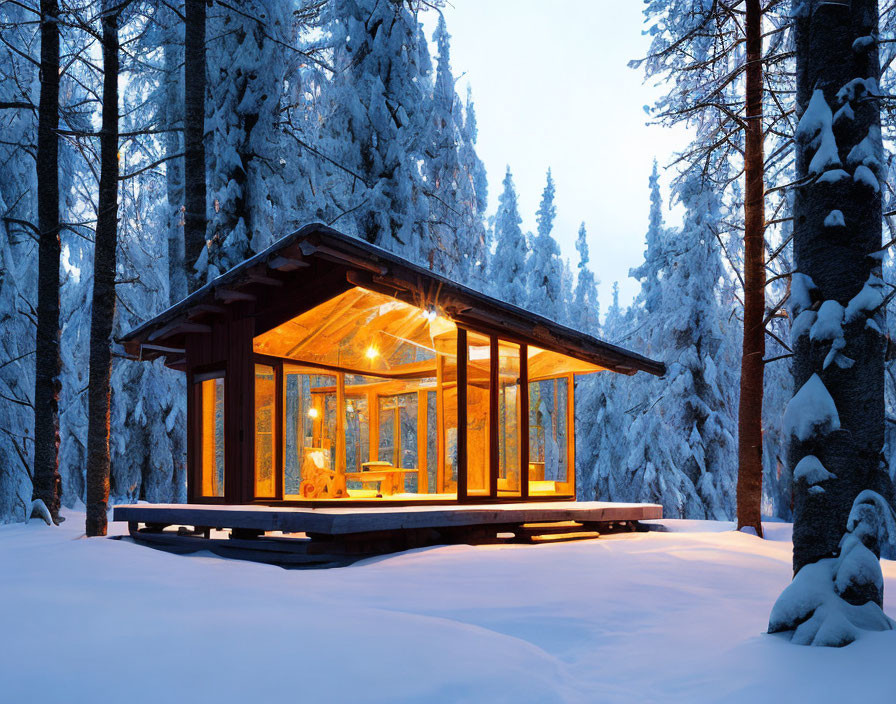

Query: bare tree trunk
left=85, top=4, right=119, bottom=537
left=32, top=0, right=62, bottom=522
left=163, top=9, right=186, bottom=305
left=183, top=0, right=206, bottom=292
left=790, top=0, right=886, bottom=574
left=736, top=0, right=766, bottom=537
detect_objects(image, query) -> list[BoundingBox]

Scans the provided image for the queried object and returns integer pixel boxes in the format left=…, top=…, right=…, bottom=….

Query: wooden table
left=346, top=463, right=418, bottom=496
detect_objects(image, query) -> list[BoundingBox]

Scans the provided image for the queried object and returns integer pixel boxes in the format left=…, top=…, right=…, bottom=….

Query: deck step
left=519, top=520, right=585, bottom=532
left=513, top=520, right=603, bottom=544
left=528, top=530, right=601, bottom=543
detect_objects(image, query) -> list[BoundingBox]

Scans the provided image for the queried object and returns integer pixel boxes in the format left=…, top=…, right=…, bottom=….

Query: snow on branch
left=784, top=374, right=840, bottom=442
left=793, top=455, right=836, bottom=486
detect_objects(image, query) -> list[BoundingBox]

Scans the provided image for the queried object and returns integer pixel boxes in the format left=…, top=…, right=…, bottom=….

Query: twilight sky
left=422, top=1, right=689, bottom=310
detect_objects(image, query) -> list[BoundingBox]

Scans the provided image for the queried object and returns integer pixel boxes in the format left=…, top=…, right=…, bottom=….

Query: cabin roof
left=119, top=223, right=666, bottom=377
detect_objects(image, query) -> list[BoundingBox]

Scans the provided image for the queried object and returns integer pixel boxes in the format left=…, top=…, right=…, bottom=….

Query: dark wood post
left=489, top=335, right=499, bottom=499
left=457, top=328, right=467, bottom=500
left=520, top=344, right=529, bottom=500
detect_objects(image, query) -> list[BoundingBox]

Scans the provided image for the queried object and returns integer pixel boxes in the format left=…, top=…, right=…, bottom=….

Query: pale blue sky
left=422, top=1, right=688, bottom=309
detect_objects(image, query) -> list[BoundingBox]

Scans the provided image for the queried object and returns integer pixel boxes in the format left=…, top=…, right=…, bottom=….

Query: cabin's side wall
left=185, top=304, right=254, bottom=504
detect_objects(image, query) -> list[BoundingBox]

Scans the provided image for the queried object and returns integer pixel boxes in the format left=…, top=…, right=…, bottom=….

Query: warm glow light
left=365, top=345, right=378, bottom=360
left=307, top=407, right=319, bottom=419
left=422, top=307, right=437, bottom=322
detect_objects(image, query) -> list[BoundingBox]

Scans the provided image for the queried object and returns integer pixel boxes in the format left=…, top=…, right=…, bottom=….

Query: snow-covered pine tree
left=573, top=222, right=600, bottom=333
left=571, top=222, right=602, bottom=498
left=0, top=0, right=39, bottom=522
left=457, top=87, right=489, bottom=286
left=584, top=282, right=633, bottom=501
left=633, top=0, right=797, bottom=536
left=621, top=172, right=738, bottom=519
left=202, top=0, right=295, bottom=280
left=421, top=13, right=465, bottom=277
left=490, top=167, right=528, bottom=307
left=559, top=258, right=574, bottom=328
left=106, top=3, right=189, bottom=507
left=629, top=160, right=664, bottom=317
left=769, top=0, right=895, bottom=646
left=183, top=0, right=207, bottom=291
left=160, top=2, right=186, bottom=305
left=320, top=0, right=431, bottom=256
left=526, top=169, right=564, bottom=320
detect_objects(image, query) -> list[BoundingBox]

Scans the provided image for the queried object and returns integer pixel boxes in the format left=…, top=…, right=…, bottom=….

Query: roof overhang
left=118, top=223, right=666, bottom=378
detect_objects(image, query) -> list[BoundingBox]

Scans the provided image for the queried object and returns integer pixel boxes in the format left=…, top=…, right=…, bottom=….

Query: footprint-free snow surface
left=2, top=512, right=895, bottom=703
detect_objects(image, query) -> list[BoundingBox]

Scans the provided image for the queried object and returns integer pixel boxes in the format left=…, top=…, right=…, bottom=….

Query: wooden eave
left=118, top=223, right=666, bottom=377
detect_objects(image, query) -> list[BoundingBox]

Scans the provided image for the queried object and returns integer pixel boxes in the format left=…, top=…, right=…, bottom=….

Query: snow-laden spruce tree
left=111, top=164, right=187, bottom=504
left=621, top=172, right=738, bottom=519
left=585, top=282, right=633, bottom=501
left=0, top=187, right=35, bottom=522
left=571, top=222, right=602, bottom=498
left=490, top=167, right=529, bottom=307
left=421, top=13, right=467, bottom=277
left=201, top=0, right=295, bottom=280
left=526, top=169, right=565, bottom=320
left=629, top=161, right=664, bottom=318
left=159, top=3, right=186, bottom=305
left=319, top=0, right=431, bottom=254
left=768, top=0, right=896, bottom=647
left=458, top=87, right=489, bottom=286
left=573, top=223, right=600, bottom=333
left=0, top=0, right=39, bottom=522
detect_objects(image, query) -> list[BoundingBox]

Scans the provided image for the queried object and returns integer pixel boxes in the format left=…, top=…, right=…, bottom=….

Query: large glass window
left=528, top=375, right=570, bottom=495
left=254, top=364, right=276, bottom=497
left=197, top=375, right=225, bottom=498
left=466, top=331, right=491, bottom=497
left=498, top=341, right=522, bottom=495
left=283, top=369, right=338, bottom=499
left=440, top=352, right=458, bottom=494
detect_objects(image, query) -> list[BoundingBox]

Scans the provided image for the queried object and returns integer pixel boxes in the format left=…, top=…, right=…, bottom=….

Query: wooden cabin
left=120, top=224, right=665, bottom=507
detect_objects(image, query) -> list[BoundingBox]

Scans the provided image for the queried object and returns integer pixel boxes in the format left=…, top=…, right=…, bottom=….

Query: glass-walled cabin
left=191, top=286, right=602, bottom=504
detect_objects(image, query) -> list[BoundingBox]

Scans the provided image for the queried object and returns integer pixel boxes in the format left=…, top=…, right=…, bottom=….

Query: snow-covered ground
left=2, top=512, right=895, bottom=703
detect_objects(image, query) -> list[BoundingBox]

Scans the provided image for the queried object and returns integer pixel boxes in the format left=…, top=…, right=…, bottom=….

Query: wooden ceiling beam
left=245, top=272, right=284, bottom=287
left=268, top=255, right=309, bottom=271
left=216, top=288, right=256, bottom=303
left=187, top=303, right=226, bottom=319
left=313, top=244, right=388, bottom=275
left=140, top=343, right=187, bottom=355
left=148, top=320, right=211, bottom=342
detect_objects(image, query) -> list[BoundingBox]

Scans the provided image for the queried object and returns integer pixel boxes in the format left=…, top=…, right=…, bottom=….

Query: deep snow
left=1, top=511, right=895, bottom=703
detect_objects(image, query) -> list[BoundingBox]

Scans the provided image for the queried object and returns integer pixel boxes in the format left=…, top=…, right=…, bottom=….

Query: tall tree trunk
left=33, top=0, right=62, bottom=522
left=85, top=4, right=119, bottom=537
left=163, top=10, right=186, bottom=305
left=790, top=0, right=885, bottom=573
left=183, top=0, right=207, bottom=292
left=736, top=0, right=766, bottom=537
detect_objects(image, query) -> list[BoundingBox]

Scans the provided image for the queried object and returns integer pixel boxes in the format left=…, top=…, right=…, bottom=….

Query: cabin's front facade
left=120, top=224, right=665, bottom=508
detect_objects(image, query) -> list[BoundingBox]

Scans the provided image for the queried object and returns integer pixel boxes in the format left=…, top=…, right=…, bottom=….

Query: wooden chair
left=299, top=448, right=346, bottom=498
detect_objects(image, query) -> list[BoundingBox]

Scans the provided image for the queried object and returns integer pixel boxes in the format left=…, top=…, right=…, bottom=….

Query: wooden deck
left=113, top=501, right=663, bottom=568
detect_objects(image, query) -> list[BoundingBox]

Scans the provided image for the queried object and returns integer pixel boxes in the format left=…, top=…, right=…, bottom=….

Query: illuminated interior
left=197, top=374, right=225, bottom=498
left=240, top=286, right=604, bottom=501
